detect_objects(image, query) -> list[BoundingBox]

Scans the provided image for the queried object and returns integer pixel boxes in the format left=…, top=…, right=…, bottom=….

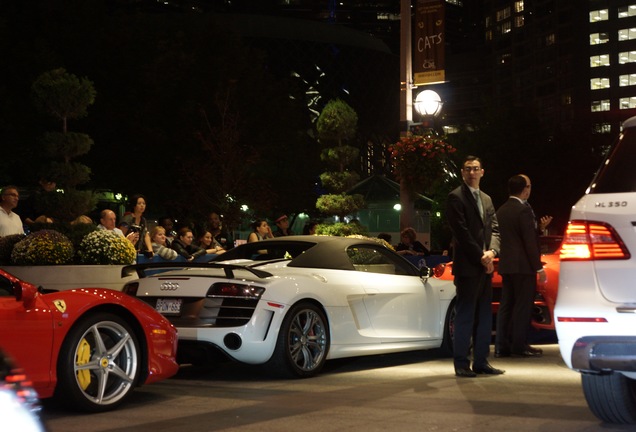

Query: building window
left=590, top=9, right=609, bottom=22
left=591, top=78, right=610, bottom=90
left=619, top=51, right=636, bottom=64
left=515, top=15, right=524, bottom=28
left=591, top=100, right=610, bottom=112
left=562, top=93, right=572, bottom=105
left=498, top=53, right=512, bottom=64
left=545, top=33, right=556, bottom=46
left=496, top=7, right=511, bottom=22
left=515, top=1, right=524, bottom=13
left=590, top=54, right=610, bottom=67
left=618, top=6, right=636, bottom=18
left=593, top=123, right=612, bottom=134
left=501, top=21, right=512, bottom=34
left=620, top=97, right=636, bottom=109
left=485, top=16, right=491, bottom=27
left=590, top=32, right=609, bottom=45
left=618, top=28, right=636, bottom=41
left=620, top=74, right=636, bottom=86
left=486, top=29, right=493, bottom=41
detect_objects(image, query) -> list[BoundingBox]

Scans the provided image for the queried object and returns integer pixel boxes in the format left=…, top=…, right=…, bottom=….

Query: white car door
left=346, top=245, right=442, bottom=341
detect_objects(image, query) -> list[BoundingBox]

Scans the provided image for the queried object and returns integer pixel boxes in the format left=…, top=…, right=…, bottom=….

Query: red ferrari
left=0, top=268, right=179, bottom=412
left=435, top=235, right=561, bottom=331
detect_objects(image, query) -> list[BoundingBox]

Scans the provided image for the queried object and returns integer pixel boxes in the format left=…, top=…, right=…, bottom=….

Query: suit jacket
left=446, top=183, right=500, bottom=277
left=496, top=197, right=543, bottom=275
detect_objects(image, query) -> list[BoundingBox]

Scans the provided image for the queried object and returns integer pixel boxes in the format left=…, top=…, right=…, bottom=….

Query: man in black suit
left=495, top=175, right=548, bottom=358
left=446, top=156, right=503, bottom=377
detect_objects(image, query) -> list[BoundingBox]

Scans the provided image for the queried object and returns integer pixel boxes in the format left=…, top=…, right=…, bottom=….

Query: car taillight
left=433, top=264, right=446, bottom=278
left=560, top=220, right=630, bottom=261
left=207, top=283, right=265, bottom=299
left=122, top=282, right=139, bottom=296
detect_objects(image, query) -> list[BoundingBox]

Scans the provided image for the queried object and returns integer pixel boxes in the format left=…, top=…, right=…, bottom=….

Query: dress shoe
left=455, top=367, right=477, bottom=378
left=473, top=363, right=505, bottom=375
left=525, top=345, right=543, bottom=355
left=511, top=349, right=542, bottom=358
left=494, top=350, right=511, bottom=358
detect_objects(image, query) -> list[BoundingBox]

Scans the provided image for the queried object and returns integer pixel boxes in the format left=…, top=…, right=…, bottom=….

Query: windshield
left=589, top=126, right=636, bottom=194
left=214, top=241, right=316, bottom=262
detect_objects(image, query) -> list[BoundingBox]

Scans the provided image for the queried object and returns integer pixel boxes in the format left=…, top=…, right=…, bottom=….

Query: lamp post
left=399, top=89, right=444, bottom=232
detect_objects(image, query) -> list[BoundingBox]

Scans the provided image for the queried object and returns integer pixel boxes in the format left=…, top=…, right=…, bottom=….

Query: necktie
left=474, top=190, right=483, bottom=218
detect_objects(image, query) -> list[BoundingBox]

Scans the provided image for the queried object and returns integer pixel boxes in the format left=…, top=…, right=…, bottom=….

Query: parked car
left=0, top=268, right=179, bottom=412
left=122, top=236, right=457, bottom=378
left=555, top=115, right=636, bottom=424
left=435, top=235, right=561, bottom=330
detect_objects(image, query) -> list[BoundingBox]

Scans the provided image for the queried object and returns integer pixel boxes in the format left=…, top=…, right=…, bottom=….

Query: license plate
left=156, top=298, right=182, bottom=315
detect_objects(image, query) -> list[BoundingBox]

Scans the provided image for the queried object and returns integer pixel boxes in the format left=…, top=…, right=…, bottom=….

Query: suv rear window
left=589, top=123, right=636, bottom=194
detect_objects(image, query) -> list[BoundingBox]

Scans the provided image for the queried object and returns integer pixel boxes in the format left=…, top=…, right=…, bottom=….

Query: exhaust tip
left=224, top=333, right=242, bottom=350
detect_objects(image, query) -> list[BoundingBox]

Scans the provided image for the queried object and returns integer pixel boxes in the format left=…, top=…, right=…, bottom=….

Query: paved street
left=40, top=343, right=635, bottom=432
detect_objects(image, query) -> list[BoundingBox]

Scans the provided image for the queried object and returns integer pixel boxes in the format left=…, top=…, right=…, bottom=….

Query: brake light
left=207, top=283, right=265, bottom=299
left=557, top=317, right=608, bottom=323
left=433, top=264, right=446, bottom=278
left=122, top=282, right=139, bottom=296
left=559, top=221, right=630, bottom=261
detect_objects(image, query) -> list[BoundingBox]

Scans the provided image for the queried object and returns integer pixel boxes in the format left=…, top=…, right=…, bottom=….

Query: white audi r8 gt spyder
left=123, top=236, right=457, bottom=377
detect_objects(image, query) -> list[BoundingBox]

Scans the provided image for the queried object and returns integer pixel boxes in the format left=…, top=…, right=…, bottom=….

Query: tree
left=315, top=99, right=364, bottom=219
left=31, top=68, right=97, bottom=222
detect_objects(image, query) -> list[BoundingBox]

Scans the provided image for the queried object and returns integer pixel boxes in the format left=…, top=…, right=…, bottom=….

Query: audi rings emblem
left=160, top=282, right=180, bottom=291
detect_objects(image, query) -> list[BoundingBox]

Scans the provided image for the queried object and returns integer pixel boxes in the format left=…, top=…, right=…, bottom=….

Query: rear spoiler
left=121, top=262, right=273, bottom=279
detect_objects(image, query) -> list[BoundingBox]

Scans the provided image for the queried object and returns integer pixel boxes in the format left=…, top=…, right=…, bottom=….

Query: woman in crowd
left=120, top=194, right=153, bottom=256
left=247, top=219, right=273, bottom=243
left=150, top=226, right=178, bottom=260
left=196, top=230, right=226, bottom=255
left=303, top=221, right=318, bottom=235
left=395, top=227, right=429, bottom=257
left=171, top=227, right=206, bottom=261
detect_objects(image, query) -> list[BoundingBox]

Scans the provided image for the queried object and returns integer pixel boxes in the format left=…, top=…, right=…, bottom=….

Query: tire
left=581, top=372, right=636, bottom=424
left=267, top=302, right=329, bottom=378
left=440, top=301, right=455, bottom=356
left=55, top=313, right=141, bottom=412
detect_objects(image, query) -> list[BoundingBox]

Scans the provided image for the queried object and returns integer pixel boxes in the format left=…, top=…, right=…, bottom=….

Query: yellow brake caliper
left=76, top=338, right=92, bottom=390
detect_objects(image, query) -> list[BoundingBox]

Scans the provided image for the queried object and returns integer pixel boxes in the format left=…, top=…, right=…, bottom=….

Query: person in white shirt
left=0, top=186, right=25, bottom=237
left=97, top=209, right=138, bottom=245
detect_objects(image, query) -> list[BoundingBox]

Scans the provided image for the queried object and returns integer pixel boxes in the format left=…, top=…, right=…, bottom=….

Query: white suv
left=555, top=115, right=636, bottom=424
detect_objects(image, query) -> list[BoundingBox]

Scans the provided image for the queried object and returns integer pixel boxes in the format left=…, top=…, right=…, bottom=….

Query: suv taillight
left=560, top=220, right=630, bottom=261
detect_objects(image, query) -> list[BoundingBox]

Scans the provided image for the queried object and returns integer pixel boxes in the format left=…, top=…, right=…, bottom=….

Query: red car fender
left=40, top=288, right=179, bottom=387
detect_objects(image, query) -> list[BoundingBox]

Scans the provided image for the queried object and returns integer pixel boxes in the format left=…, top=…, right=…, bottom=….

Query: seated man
left=98, top=209, right=138, bottom=245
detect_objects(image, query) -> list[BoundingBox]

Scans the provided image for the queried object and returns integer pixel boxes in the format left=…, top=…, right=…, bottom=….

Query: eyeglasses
left=462, top=166, right=482, bottom=172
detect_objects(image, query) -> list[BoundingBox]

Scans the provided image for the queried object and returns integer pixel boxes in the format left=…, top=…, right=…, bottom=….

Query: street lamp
left=414, top=89, right=443, bottom=118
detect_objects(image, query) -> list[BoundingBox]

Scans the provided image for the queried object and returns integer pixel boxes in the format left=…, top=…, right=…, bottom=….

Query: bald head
left=100, top=209, right=117, bottom=230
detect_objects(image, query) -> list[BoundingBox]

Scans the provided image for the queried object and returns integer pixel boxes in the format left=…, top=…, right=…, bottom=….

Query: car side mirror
left=14, top=281, right=38, bottom=307
left=420, top=266, right=432, bottom=279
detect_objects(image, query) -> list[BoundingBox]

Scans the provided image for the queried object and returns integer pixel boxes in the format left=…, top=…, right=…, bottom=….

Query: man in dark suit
left=495, top=175, right=548, bottom=358
left=446, top=156, right=503, bottom=377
